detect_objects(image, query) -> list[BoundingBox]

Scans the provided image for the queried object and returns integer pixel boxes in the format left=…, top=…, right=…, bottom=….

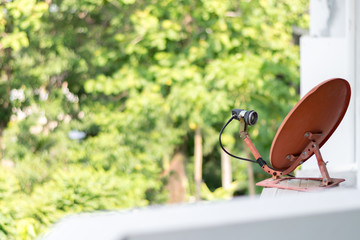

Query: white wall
left=298, top=0, right=358, bottom=188
left=355, top=0, right=360, bottom=189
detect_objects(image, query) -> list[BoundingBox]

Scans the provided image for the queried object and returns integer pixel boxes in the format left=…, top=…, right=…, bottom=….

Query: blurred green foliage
left=0, top=0, right=308, bottom=239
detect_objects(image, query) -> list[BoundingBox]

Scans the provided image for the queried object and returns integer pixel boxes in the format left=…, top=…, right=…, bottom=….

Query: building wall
left=298, top=0, right=359, bottom=188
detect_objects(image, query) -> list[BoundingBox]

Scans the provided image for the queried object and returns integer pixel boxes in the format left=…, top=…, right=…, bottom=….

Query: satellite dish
left=219, top=78, right=351, bottom=191
left=270, top=78, right=351, bottom=171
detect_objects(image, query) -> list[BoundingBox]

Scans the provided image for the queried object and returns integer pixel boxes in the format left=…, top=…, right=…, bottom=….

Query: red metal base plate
left=256, top=177, right=345, bottom=192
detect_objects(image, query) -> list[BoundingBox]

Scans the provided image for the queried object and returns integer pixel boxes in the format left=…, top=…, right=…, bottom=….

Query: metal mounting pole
left=239, top=121, right=282, bottom=179
left=312, top=142, right=332, bottom=186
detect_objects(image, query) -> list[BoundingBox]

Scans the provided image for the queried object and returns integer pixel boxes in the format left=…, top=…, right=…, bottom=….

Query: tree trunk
left=221, top=149, right=232, bottom=190
left=0, top=123, right=3, bottom=160
left=194, top=126, right=203, bottom=201
left=247, top=161, right=256, bottom=196
left=163, top=151, right=187, bottom=203
left=0, top=48, right=12, bottom=161
left=242, top=147, right=256, bottom=196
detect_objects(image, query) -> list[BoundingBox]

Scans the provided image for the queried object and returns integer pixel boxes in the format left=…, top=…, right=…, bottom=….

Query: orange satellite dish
left=270, top=78, right=351, bottom=171
left=219, top=78, right=351, bottom=191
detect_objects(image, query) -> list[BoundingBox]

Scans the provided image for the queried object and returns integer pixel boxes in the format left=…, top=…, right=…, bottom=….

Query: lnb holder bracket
left=241, top=127, right=345, bottom=191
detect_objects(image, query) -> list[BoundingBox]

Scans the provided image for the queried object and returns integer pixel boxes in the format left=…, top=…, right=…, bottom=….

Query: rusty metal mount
left=240, top=129, right=283, bottom=179
left=280, top=131, right=334, bottom=186
left=241, top=129, right=344, bottom=191
left=256, top=177, right=345, bottom=192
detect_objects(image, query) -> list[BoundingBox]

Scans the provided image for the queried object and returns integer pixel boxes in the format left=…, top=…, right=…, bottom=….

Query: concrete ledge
left=42, top=189, right=360, bottom=240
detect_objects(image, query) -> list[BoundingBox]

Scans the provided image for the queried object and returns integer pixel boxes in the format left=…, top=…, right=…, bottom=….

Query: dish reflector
left=270, top=78, right=351, bottom=171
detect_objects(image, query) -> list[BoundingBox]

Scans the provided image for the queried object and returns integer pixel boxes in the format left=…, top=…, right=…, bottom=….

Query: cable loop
left=219, top=116, right=257, bottom=163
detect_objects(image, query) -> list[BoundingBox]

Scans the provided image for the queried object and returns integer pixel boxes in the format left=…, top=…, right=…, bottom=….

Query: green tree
left=0, top=0, right=308, bottom=239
